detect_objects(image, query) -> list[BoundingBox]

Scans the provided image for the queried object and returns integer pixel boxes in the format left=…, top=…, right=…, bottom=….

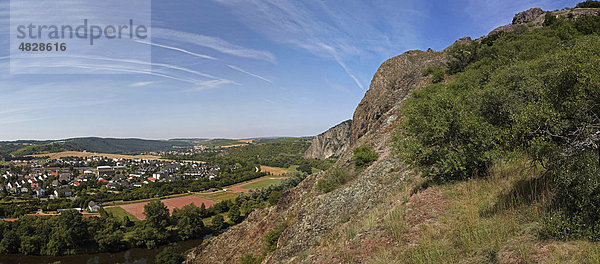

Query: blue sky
left=0, top=0, right=580, bottom=140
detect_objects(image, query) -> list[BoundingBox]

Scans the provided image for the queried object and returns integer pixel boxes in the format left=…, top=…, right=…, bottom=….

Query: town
left=0, top=150, right=220, bottom=201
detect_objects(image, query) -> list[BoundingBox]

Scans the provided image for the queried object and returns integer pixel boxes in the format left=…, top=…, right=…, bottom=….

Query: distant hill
left=0, top=137, right=195, bottom=157
left=0, top=137, right=312, bottom=158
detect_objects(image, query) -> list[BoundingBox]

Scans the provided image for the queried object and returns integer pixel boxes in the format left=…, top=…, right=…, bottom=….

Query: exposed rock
left=186, top=47, right=447, bottom=264
left=512, top=8, right=545, bottom=24
left=304, top=120, right=352, bottom=160
left=350, top=50, right=448, bottom=144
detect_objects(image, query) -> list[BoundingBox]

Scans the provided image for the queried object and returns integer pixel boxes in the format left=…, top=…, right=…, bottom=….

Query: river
left=0, top=239, right=202, bottom=264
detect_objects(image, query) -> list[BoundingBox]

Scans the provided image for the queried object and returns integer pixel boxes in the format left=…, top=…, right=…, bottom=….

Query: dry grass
left=196, top=191, right=239, bottom=202
left=367, top=155, right=600, bottom=263
left=260, top=166, right=294, bottom=176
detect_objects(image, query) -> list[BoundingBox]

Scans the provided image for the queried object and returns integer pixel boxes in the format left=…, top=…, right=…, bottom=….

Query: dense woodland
left=398, top=10, right=600, bottom=240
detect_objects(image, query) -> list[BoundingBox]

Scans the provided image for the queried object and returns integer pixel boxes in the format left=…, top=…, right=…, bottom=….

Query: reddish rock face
left=350, top=49, right=448, bottom=144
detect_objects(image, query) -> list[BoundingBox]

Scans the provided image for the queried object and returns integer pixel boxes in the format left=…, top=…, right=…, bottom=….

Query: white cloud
left=152, top=28, right=276, bottom=63
left=135, top=40, right=218, bottom=61
left=211, top=0, right=425, bottom=91
left=130, top=81, right=155, bottom=87
left=227, top=65, right=272, bottom=83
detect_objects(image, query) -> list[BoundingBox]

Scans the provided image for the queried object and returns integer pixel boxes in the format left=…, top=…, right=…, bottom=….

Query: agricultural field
left=229, top=176, right=288, bottom=193
left=117, top=195, right=216, bottom=220
left=196, top=191, right=239, bottom=202
left=104, top=206, right=137, bottom=221
left=239, top=179, right=283, bottom=190
left=260, top=165, right=295, bottom=176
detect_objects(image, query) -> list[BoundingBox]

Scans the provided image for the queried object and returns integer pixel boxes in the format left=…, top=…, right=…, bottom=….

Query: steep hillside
left=185, top=6, right=600, bottom=264
left=304, top=120, right=352, bottom=160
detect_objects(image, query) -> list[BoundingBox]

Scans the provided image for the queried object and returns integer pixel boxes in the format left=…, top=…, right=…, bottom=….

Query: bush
left=541, top=151, right=600, bottom=240
left=422, top=66, right=445, bottom=83
left=240, top=254, right=263, bottom=264
left=352, top=146, right=379, bottom=169
left=155, top=246, right=185, bottom=264
left=398, top=17, right=600, bottom=241
left=316, top=169, right=352, bottom=193
left=264, top=227, right=285, bottom=253
left=576, top=0, right=600, bottom=8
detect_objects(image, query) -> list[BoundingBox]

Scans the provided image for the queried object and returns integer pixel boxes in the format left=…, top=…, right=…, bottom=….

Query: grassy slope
left=312, top=156, right=600, bottom=263
left=239, top=179, right=283, bottom=190
left=196, top=191, right=239, bottom=202
left=104, top=206, right=138, bottom=221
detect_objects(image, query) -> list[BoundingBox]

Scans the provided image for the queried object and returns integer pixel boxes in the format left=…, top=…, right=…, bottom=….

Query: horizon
left=0, top=135, right=314, bottom=142
left=0, top=0, right=579, bottom=141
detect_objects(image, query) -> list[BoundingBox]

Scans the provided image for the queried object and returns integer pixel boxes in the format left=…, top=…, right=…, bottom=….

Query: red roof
left=97, top=179, right=109, bottom=183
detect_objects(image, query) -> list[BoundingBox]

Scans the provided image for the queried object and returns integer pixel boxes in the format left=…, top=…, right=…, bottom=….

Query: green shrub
left=316, top=168, right=352, bottom=193
left=541, top=151, right=600, bottom=240
left=240, top=254, right=263, bottom=264
left=398, top=18, right=600, bottom=241
left=422, top=66, right=445, bottom=83
left=264, top=227, right=285, bottom=253
left=353, top=145, right=379, bottom=169
left=543, top=13, right=558, bottom=27
left=155, top=246, right=185, bottom=264
left=576, top=0, right=600, bottom=8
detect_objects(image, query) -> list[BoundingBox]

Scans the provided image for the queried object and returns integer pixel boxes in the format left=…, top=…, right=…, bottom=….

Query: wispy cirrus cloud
left=135, top=40, right=218, bottom=61
left=211, top=0, right=426, bottom=91
left=152, top=28, right=276, bottom=63
left=227, top=65, right=272, bottom=83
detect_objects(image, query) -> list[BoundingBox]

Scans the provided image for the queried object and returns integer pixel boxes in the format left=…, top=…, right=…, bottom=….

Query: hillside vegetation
left=184, top=4, right=600, bottom=264
left=399, top=12, right=600, bottom=240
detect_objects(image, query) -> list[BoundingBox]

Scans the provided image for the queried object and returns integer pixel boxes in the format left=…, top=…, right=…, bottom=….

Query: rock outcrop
left=186, top=47, right=448, bottom=264
left=512, top=8, right=545, bottom=24
left=304, top=120, right=352, bottom=160
left=350, top=49, right=447, bottom=144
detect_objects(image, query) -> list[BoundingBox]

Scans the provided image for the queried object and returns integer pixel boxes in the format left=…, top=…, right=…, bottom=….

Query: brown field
left=27, top=151, right=205, bottom=163
left=260, top=165, right=293, bottom=176
left=114, top=195, right=216, bottom=220
left=228, top=176, right=288, bottom=193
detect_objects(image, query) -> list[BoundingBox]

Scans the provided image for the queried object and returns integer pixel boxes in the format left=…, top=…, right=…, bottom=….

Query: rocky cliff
left=304, top=120, right=352, bottom=160
left=185, top=47, right=449, bottom=264
left=185, top=7, right=600, bottom=264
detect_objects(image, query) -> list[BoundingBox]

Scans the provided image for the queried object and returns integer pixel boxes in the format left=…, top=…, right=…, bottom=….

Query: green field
left=239, top=179, right=283, bottom=190
left=196, top=191, right=239, bottom=202
left=104, top=206, right=138, bottom=221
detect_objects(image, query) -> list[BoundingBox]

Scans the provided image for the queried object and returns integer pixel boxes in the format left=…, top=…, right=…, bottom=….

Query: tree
left=144, top=200, right=170, bottom=231
left=211, top=215, right=225, bottom=230
left=58, top=210, right=90, bottom=254
left=576, top=0, right=600, bottom=8
left=155, top=246, right=185, bottom=264
left=172, top=204, right=205, bottom=240
left=296, top=164, right=312, bottom=174
left=228, top=204, right=242, bottom=224
left=0, top=230, right=19, bottom=254
left=268, top=191, right=282, bottom=206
